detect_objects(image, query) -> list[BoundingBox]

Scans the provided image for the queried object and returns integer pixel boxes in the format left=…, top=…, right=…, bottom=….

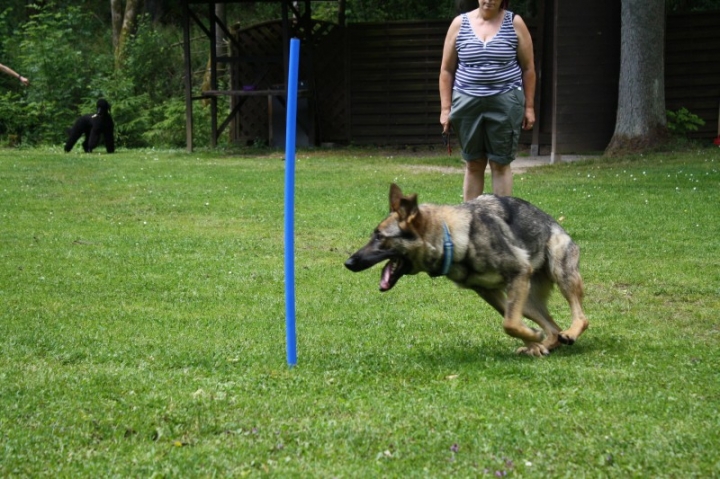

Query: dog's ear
left=389, top=183, right=403, bottom=212
left=389, top=183, right=421, bottom=226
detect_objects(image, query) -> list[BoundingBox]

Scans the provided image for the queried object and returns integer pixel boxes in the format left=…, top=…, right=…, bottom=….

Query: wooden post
left=530, top=1, right=546, bottom=157
left=550, top=0, right=559, bottom=164
left=209, top=3, right=218, bottom=148
left=229, top=23, right=241, bottom=143
left=183, top=1, right=194, bottom=152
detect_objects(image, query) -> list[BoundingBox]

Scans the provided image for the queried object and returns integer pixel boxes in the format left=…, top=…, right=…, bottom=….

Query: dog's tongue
left=379, top=262, right=393, bottom=292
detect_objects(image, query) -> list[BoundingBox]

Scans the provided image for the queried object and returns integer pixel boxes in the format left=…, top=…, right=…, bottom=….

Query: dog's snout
left=344, top=256, right=359, bottom=271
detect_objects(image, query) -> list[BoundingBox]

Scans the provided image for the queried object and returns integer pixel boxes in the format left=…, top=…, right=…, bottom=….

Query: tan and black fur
left=345, top=184, right=588, bottom=357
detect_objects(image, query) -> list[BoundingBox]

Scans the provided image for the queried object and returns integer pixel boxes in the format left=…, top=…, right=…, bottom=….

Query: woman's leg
left=463, top=158, right=488, bottom=201
left=489, top=161, right=513, bottom=196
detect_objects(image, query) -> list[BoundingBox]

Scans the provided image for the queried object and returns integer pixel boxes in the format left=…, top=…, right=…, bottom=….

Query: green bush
left=14, top=3, right=112, bottom=145
left=89, top=14, right=215, bottom=149
left=1, top=4, right=203, bottom=149
left=666, top=107, right=706, bottom=137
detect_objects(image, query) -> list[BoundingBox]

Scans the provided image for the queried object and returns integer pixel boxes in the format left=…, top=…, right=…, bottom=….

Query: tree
left=112, top=0, right=143, bottom=69
left=605, top=0, right=668, bottom=155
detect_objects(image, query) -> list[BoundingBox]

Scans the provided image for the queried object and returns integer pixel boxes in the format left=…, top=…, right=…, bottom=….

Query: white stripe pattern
left=454, top=10, right=523, bottom=97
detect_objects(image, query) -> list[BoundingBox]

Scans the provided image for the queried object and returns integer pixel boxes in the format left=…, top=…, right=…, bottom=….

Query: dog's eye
left=400, top=230, right=416, bottom=240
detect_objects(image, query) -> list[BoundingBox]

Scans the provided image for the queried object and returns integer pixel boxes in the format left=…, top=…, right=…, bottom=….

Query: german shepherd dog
left=345, top=184, right=589, bottom=357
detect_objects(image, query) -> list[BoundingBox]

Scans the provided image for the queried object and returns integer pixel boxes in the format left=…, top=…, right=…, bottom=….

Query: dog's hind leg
left=549, top=238, right=589, bottom=345
left=64, top=124, right=83, bottom=152
left=557, top=274, right=588, bottom=345
left=104, top=117, right=115, bottom=153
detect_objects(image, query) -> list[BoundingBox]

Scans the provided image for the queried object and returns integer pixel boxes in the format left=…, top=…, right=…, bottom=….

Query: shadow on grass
left=403, top=335, right=613, bottom=369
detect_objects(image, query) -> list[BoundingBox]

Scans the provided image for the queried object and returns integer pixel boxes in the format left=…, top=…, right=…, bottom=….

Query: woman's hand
left=440, top=110, right=452, bottom=133
left=522, top=107, right=535, bottom=130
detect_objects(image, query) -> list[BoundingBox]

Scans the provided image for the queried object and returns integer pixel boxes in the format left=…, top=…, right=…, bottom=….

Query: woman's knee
left=465, top=159, right=488, bottom=174
left=489, top=161, right=511, bottom=173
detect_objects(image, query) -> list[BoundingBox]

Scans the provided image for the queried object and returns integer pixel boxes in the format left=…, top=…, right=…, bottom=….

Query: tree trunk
left=111, top=0, right=123, bottom=53
left=605, top=0, right=668, bottom=156
left=215, top=4, right=226, bottom=61
left=112, top=0, right=143, bottom=70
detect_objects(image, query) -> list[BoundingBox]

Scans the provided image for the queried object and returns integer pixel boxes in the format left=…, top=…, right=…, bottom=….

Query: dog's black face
left=96, top=99, right=111, bottom=115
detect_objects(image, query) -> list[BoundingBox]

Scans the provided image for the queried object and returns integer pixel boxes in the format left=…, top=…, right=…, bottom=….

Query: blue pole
left=285, top=38, right=300, bottom=367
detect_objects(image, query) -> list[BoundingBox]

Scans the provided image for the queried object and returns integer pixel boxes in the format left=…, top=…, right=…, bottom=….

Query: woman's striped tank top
left=453, top=10, right=523, bottom=97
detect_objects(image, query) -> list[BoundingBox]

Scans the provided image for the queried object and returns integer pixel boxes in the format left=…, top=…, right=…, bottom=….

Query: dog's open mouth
left=380, top=258, right=409, bottom=292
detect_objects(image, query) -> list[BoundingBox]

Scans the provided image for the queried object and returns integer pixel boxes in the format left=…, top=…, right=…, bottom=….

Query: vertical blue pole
left=285, top=38, right=300, bottom=367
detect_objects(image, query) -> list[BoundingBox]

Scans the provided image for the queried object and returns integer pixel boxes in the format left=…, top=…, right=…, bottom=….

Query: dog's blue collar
left=441, top=222, right=454, bottom=276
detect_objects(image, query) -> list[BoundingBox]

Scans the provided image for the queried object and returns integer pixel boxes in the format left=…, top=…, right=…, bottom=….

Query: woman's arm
left=439, top=16, right=462, bottom=133
left=0, top=62, right=29, bottom=86
left=513, top=15, right=536, bottom=130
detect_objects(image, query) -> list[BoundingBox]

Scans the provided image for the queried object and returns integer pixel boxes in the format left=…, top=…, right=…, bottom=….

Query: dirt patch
left=404, top=165, right=464, bottom=175
left=402, top=162, right=548, bottom=175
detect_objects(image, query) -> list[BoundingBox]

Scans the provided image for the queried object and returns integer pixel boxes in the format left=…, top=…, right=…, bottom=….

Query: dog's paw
left=516, top=343, right=550, bottom=358
left=541, top=334, right=562, bottom=351
left=558, top=333, right=576, bottom=346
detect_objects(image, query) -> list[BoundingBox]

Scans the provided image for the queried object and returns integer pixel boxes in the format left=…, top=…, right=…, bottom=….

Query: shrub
left=666, top=107, right=706, bottom=137
left=15, top=3, right=112, bottom=145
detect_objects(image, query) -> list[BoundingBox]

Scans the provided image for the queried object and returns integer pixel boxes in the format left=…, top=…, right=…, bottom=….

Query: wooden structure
left=182, top=0, right=343, bottom=151
left=338, top=2, right=621, bottom=156
left=184, top=2, right=720, bottom=154
left=665, top=11, right=720, bottom=141
left=222, top=18, right=346, bottom=147
left=546, top=0, right=620, bottom=158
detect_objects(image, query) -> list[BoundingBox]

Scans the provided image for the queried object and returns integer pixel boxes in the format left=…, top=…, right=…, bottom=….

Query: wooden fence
left=665, top=11, right=720, bottom=140
left=345, top=21, right=447, bottom=145
left=232, top=10, right=720, bottom=149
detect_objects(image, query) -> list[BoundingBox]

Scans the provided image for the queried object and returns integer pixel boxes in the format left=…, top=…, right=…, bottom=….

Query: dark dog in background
left=64, top=98, right=115, bottom=153
left=345, top=184, right=589, bottom=357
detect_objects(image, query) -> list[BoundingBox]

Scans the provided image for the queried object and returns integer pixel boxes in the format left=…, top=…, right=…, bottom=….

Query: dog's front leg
left=503, top=272, right=548, bottom=357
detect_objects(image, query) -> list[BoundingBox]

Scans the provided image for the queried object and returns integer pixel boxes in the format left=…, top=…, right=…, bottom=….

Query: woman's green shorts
left=449, top=88, right=525, bottom=165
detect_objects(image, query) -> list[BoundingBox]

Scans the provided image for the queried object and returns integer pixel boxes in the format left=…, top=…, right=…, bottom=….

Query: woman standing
left=440, top=0, right=535, bottom=199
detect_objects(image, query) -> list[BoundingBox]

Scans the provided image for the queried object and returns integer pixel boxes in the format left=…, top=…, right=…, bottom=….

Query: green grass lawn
left=1, top=145, right=719, bottom=477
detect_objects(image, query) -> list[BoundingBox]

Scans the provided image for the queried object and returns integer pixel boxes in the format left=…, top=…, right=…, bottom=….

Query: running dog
left=345, top=184, right=589, bottom=357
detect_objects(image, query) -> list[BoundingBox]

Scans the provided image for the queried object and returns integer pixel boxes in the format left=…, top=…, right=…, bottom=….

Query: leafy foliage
left=89, top=15, right=188, bottom=148
left=6, top=3, right=111, bottom=144
left=0, top=3, right=215, bottom=149
left=666, top=0, right=720, bottom=12
left=666, top=107, right=706, bottom=137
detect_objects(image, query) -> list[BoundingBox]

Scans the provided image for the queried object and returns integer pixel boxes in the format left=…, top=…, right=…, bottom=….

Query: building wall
left=550, top=0, right=621, bottom=154
left=665, top=11, right=720, bottom=140
left=232, top=9, right=720, bottom=151
left=346, top=21, right=447, bottom=145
